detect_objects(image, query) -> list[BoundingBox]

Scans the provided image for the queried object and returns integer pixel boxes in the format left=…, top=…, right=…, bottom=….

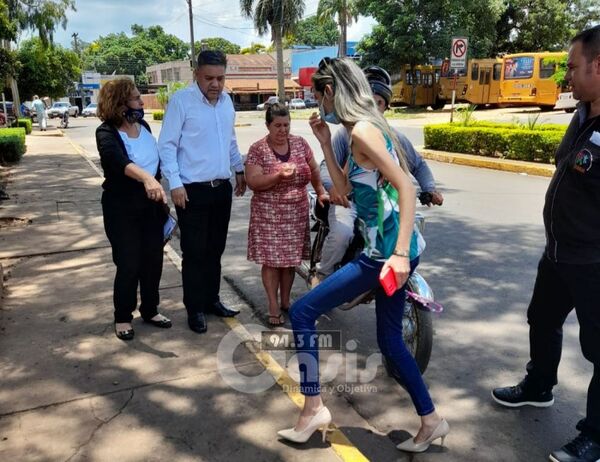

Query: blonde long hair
left=312, top=58, right=408, bottom=172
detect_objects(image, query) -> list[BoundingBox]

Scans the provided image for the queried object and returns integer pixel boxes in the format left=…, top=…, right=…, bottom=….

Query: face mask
left=319, top=103, right=340, bottom=125
left=124, top=107, right=144, bottom=123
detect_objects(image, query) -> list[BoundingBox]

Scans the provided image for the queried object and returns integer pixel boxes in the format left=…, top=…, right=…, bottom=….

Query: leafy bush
left=153, top=111, right=164, bottom=121
left=0, top=127, right=26, bottom=163
left=424, top=123, right=565, bottom=163
left=17, top=118, right=32, bottom=134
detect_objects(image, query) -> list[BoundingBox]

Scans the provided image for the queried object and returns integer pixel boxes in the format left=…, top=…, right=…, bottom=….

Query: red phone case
left=379, top=267, right=398, bottom=296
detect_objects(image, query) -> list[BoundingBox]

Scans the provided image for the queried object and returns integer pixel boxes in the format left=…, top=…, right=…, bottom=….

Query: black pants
left=176, top=181, right=232, bottom=316
left=525, top=254, right=600, bottom=442
left=102, top=191, right=165, bottom=323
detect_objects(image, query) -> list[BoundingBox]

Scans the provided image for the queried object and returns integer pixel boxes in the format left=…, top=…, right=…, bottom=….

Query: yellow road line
left=72, top=136, right=369, bottom=462
left=224, top=317, right=370, bottom=462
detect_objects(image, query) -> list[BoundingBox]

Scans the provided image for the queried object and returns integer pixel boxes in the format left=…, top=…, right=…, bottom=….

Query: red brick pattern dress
left=247, top=135, right=313, bottom=267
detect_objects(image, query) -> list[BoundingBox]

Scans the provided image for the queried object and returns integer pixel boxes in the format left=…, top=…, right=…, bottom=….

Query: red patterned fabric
left=247, top=135, right=313, bottom=267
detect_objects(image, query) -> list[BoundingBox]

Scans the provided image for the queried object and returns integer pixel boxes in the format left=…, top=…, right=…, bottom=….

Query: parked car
left=0, top=101, right=16, bottom=126
left=289, top=98, right=306, bottom=110
left=256, top=96, right=289, bottom=111
left=82, top=103, right=97, bottom=117
left=47, top=101, right=79, bottom=118
left=304, top=97, right=319, bottom=108
left=554, top=91, right=577, bottom=113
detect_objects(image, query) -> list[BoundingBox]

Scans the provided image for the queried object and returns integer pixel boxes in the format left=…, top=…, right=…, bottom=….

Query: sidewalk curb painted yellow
left=418, top=147, right=556, bottom=178
left=68, top=136, right=369, bottom=461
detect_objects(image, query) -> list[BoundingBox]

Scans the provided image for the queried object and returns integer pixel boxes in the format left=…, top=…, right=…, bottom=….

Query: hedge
left=424, top=123, right=565, bottom=163
left=0, top=127, right=26, bottom=163
left=153, top=111, right=164, bottom=121
left=17, top=118, right=32, bottom=134
left=468, top=121, right=568, bottom=132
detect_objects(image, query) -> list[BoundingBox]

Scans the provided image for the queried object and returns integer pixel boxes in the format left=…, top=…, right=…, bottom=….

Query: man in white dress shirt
left=159, top=50, right=246, bottom=334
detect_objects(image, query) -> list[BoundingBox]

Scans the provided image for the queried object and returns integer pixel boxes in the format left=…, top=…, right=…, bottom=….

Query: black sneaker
left=549, top=434, right=600, bottom=462
left=491, top=379, right=554, bottom=408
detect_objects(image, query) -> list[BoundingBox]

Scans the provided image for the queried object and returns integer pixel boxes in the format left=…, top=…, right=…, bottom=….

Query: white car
left=554, top=92, right=577, bottom=113
left=82, top=103, right=97, bottom=117
left=47, top=101, right=79, bottom=118
left=289, top=98, right=306, bottom=109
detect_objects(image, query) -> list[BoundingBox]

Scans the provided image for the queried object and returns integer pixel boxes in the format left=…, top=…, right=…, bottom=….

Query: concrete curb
left=418, top=147, right=556, bottom=177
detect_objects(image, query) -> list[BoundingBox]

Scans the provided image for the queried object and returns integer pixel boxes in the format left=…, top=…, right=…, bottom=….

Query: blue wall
left=291, top=42, right=358, bottom=76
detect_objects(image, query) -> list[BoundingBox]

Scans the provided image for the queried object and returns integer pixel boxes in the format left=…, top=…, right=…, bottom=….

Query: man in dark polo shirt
left=491, top=26, right=600, bottom=462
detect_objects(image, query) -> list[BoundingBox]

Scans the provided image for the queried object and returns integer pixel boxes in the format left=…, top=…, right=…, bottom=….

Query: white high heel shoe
left=396, top=418, right=450, bottom=453
left=277, top=406, right=333, bottom=443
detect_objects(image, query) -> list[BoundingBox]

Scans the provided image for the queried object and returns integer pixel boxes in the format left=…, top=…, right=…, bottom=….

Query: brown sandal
left=268, top=313, right=285, bottom=326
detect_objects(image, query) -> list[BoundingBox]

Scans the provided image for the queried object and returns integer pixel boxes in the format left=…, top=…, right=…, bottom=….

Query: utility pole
left=71, top=32, right=80, bottom=56
left=187, top=0, right=196, bottom=68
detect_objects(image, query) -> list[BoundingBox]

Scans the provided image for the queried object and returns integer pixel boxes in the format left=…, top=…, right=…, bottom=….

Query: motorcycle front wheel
left=384, top=279, right=433, bottom=382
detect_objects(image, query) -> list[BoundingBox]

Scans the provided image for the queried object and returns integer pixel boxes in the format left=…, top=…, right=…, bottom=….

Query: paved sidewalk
left=0, top=132, right=559, bottom=462
left=0, top=134, right=346, bottom=462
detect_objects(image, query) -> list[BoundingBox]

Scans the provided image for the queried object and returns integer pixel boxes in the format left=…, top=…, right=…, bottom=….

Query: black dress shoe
left=188, top=312, right=207, bottom=333
left=143, top=313, right=172, bottom=328
left=209, top=301, right=240, bottom=317
left=114, top=325, right=134, bottom=340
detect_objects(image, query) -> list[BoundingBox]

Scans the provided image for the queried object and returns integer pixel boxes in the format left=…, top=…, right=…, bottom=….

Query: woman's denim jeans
left=289, top=253, right=435, bottom=416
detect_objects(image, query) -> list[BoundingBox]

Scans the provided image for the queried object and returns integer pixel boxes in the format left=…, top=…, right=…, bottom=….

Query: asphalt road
left=63, top=109, right=590, bottom=461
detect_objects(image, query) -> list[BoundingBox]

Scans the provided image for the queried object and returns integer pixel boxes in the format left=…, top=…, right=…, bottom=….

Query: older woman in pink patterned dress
left=246, top=103, right=328, bottom=326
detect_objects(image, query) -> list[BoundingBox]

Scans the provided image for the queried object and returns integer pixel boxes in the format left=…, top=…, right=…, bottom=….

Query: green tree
left=4, top=0, right=75, bottom=113
left=285, top=15, right=339, bottom=47
left=494, top=0, right=571, bottom=53
left=195, top=37, right=241, bottom=55
left=356, top=0, right=503, bottom=68
left=240, top=42, right=267, bottom=54
left=82, top=25, right=189, bottom=85
left=317, top=0, right=359, bottom=57
left=240, top=0, right=305, bottom=100
left=0, top=0, right=18, bottom=93
left=16, top=37, right=80, bottom=99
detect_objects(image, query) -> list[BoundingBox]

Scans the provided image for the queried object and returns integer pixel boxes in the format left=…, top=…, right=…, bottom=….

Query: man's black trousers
left=525, top=254, right=600, bottom=442
left=176, top=181, right=232, bottom=317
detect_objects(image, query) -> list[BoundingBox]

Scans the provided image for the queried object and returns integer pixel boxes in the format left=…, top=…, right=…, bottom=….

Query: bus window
left=484, top=70, right=491, bottom=85
left=471, top=63, right=479, bottom=81
left=504, top=56, right=534, bottom=79
left=540, top=59, right=556, bottom=79
left=415, top=70, right=422, bottom=85
left=434, top=70, right=440, bottom=83
left=493, top=63, right=502, bottom=80
left=479, top=70, right=485, bottom=84
left=406, top=71, right=413, bottom=85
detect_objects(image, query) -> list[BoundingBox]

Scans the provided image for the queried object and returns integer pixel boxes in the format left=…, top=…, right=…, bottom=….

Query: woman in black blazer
left=96, top=78, right=171, bottom=340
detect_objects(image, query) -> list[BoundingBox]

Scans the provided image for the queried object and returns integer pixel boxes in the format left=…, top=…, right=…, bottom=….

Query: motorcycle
left=59, top=110, right=69, bottom=129
left=296, top=191, right=441, bottom=375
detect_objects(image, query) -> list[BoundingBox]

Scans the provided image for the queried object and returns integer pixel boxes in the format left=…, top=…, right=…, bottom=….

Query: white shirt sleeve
left=158, top=94, right=185, bottom=190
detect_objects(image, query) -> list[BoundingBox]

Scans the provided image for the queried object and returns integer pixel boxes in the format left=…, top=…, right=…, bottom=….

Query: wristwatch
left=235, top=170, right=244, bottom=175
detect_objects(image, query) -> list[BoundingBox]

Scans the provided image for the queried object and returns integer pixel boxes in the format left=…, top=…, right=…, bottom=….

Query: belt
left=193, top=179, right=228, bottom=188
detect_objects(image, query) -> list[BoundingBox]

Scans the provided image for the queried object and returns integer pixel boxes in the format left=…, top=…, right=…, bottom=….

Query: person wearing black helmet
left=313, top=65, right=444, bottom=286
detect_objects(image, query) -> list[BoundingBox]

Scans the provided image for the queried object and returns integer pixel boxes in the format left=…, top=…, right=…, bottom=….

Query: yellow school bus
left=499, top=52, right=566, bottom=109
left=438, top=60, right=468, bottom=104
left=463, top=58, right=503, bottom=105
left=391, top=65, right=445, bottom=109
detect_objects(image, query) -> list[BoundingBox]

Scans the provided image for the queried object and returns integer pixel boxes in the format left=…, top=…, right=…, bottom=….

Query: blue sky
left=22, top=0, right=376, bottom=51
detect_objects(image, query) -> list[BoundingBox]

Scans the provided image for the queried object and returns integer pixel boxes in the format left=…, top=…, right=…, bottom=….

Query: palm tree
left=240, top=0, right=305, bottom=100
left=317, top=0, right=359, bottom=58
